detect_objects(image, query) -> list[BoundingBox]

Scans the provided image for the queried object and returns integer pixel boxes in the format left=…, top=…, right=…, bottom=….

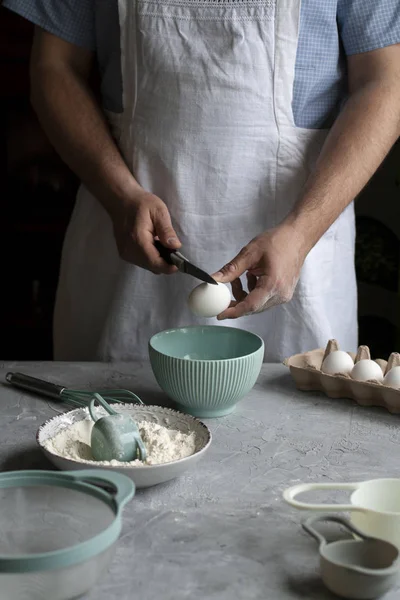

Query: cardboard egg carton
left=284, top=339, right=400, bottom=413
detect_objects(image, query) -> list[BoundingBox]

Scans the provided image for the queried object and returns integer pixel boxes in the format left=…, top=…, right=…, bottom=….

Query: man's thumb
left=155, top=214, right=181, bottom=249
left=214, top=247, right=253, bottom=283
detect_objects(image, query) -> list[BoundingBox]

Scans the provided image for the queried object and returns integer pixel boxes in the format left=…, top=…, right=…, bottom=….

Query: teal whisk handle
left=6, top=372, right=65, bottom=400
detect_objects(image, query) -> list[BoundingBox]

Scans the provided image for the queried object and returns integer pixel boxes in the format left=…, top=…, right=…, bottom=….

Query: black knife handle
left=154, top=240, right=174, bottom=265
left=154, top=240, right=186, bottom=270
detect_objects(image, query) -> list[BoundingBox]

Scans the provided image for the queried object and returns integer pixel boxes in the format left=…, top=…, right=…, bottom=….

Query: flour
left=44, top=415, right=197, bottom=466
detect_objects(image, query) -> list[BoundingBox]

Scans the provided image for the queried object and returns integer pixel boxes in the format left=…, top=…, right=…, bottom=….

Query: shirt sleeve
left=337, top=0, right=400, bottom=56
left=2, top=0, right=95, bottom=50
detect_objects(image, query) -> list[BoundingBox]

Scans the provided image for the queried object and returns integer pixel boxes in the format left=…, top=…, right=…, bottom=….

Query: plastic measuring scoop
left=302, top=515, right=400, bottom=599
left=88, top=393, right=147, bottom=462
left=283, top=478, right=400, bottom=548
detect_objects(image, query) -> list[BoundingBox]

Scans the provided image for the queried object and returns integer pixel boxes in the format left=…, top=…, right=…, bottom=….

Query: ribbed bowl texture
left=149, top=326, right=264, bottom=418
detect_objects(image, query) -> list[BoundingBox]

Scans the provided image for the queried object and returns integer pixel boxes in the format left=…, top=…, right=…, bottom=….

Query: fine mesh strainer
left=0, top=469, right=135, bottom=600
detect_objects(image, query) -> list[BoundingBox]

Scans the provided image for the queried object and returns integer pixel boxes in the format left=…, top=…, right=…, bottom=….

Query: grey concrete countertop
left=1, top=360, right=399, bottom=600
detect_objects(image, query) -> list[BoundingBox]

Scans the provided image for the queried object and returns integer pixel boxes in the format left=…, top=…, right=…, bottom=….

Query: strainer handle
left=72, top=470, right=135, bottom=509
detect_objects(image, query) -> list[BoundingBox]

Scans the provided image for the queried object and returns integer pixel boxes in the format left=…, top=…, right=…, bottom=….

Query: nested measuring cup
left=0, top=469, right=135, bottom=600
left=284, top=478, right=400, bottom=548
left=302, top=515, right=399, bottom=599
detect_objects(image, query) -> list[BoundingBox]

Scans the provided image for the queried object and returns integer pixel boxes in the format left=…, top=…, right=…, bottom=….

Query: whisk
left=5, top=372, right=144, bottom=409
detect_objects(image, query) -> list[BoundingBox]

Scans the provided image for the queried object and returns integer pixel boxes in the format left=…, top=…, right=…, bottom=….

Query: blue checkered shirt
left=3, top=0, right=400, bottom=128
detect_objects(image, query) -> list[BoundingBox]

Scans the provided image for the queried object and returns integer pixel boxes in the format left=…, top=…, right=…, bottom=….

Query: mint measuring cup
left=89, top=393, right=147, bottom=462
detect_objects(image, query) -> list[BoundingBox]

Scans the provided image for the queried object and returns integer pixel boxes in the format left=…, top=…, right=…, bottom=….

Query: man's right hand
left=111, top=190, right=182, bottom=274
left=29, top=29, right=181, bottom=277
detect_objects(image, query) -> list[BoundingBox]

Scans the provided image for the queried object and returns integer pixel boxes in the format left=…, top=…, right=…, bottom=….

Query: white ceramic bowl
left=37, top=405, right=211, bottom=489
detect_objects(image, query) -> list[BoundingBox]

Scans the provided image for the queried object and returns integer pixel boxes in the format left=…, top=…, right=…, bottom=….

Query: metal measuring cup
left=302, top=515, right=400, bottom=599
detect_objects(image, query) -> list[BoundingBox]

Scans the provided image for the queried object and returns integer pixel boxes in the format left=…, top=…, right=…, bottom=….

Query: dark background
left=1, top=6, right=399, bottom=361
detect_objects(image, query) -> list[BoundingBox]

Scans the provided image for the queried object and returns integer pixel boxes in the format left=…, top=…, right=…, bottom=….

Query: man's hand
left=215, top=44, right=400, bottom=321
left=29, top=28, right=182, bottom=276
left=213, top=225, right=307, bottom=319
left=112, top=190, right=182, bottom=274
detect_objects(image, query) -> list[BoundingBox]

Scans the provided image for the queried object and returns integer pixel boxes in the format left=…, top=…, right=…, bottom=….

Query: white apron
left=54, top=0, right=358, bottom=362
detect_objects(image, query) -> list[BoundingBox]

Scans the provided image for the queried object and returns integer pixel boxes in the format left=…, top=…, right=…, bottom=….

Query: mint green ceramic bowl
left=148, top=326, right=264, bottom=418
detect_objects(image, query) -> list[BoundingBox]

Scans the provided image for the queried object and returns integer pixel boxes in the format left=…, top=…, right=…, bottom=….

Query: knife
left=154, top=240, right=218, bottom=285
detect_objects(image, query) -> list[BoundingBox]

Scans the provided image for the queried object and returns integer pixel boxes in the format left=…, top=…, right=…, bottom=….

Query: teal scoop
left=88, top=393, right=147, bottom=462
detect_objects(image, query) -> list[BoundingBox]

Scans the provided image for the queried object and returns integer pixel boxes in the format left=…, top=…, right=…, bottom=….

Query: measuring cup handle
left=70, top=470, right=135, bottom=510
left=304, top=514, right=371, bottom=543
left=93, top=392, right=119, bottom=416
left=302, top=518, right=328, bottom=547
left=135, top=434, right=147, bottom=462
left=88, top=398, right=99, bottom=422
left=283, top=482, right=359, bottom=511
left=302, top=514, right=371, bottom=550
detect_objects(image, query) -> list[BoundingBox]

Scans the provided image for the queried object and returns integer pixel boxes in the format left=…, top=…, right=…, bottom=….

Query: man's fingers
left=218, top=287, right=271, bottom=319
left=217, top=277, right=273, bottom=319
left=231, top=278, right=247, bottom=303
left=246, top=272, right=258, bottom=292
left=114, top=195, right=180, bottom=274
left=136, top=230, right=178, bottom=274
left=154, top=209, right=181, bottom=249
left=213, top=245, right=258, bottom=283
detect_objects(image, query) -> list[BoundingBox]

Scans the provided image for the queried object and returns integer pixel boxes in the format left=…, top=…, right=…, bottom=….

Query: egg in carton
left=284, top=339, right=400, bottom=413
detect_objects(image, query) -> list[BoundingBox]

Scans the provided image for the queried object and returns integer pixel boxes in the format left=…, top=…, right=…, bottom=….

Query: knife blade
left=154, top=240, right=218, bottom=285
left=181, top=260, right=218, bottom=285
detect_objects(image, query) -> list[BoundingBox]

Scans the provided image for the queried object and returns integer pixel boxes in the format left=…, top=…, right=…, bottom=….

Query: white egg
left=351, top=359, right=384, bottom=383
left=321, top=351, right=354, bottom=375
left=383, top=366, right=400, bottom=389
left=188, top=282, right=231, bottom=318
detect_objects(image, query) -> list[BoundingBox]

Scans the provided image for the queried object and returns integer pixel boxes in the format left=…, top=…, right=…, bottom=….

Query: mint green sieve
left=0, top=469, right=135, bottom=599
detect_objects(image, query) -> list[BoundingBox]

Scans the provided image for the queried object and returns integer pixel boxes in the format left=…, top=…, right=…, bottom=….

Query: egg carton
left=284, top=339, right=400, bottom=413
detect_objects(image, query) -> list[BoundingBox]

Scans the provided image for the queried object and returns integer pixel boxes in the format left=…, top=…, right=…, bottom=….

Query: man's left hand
left=213, top=224, right=308, bottom=320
